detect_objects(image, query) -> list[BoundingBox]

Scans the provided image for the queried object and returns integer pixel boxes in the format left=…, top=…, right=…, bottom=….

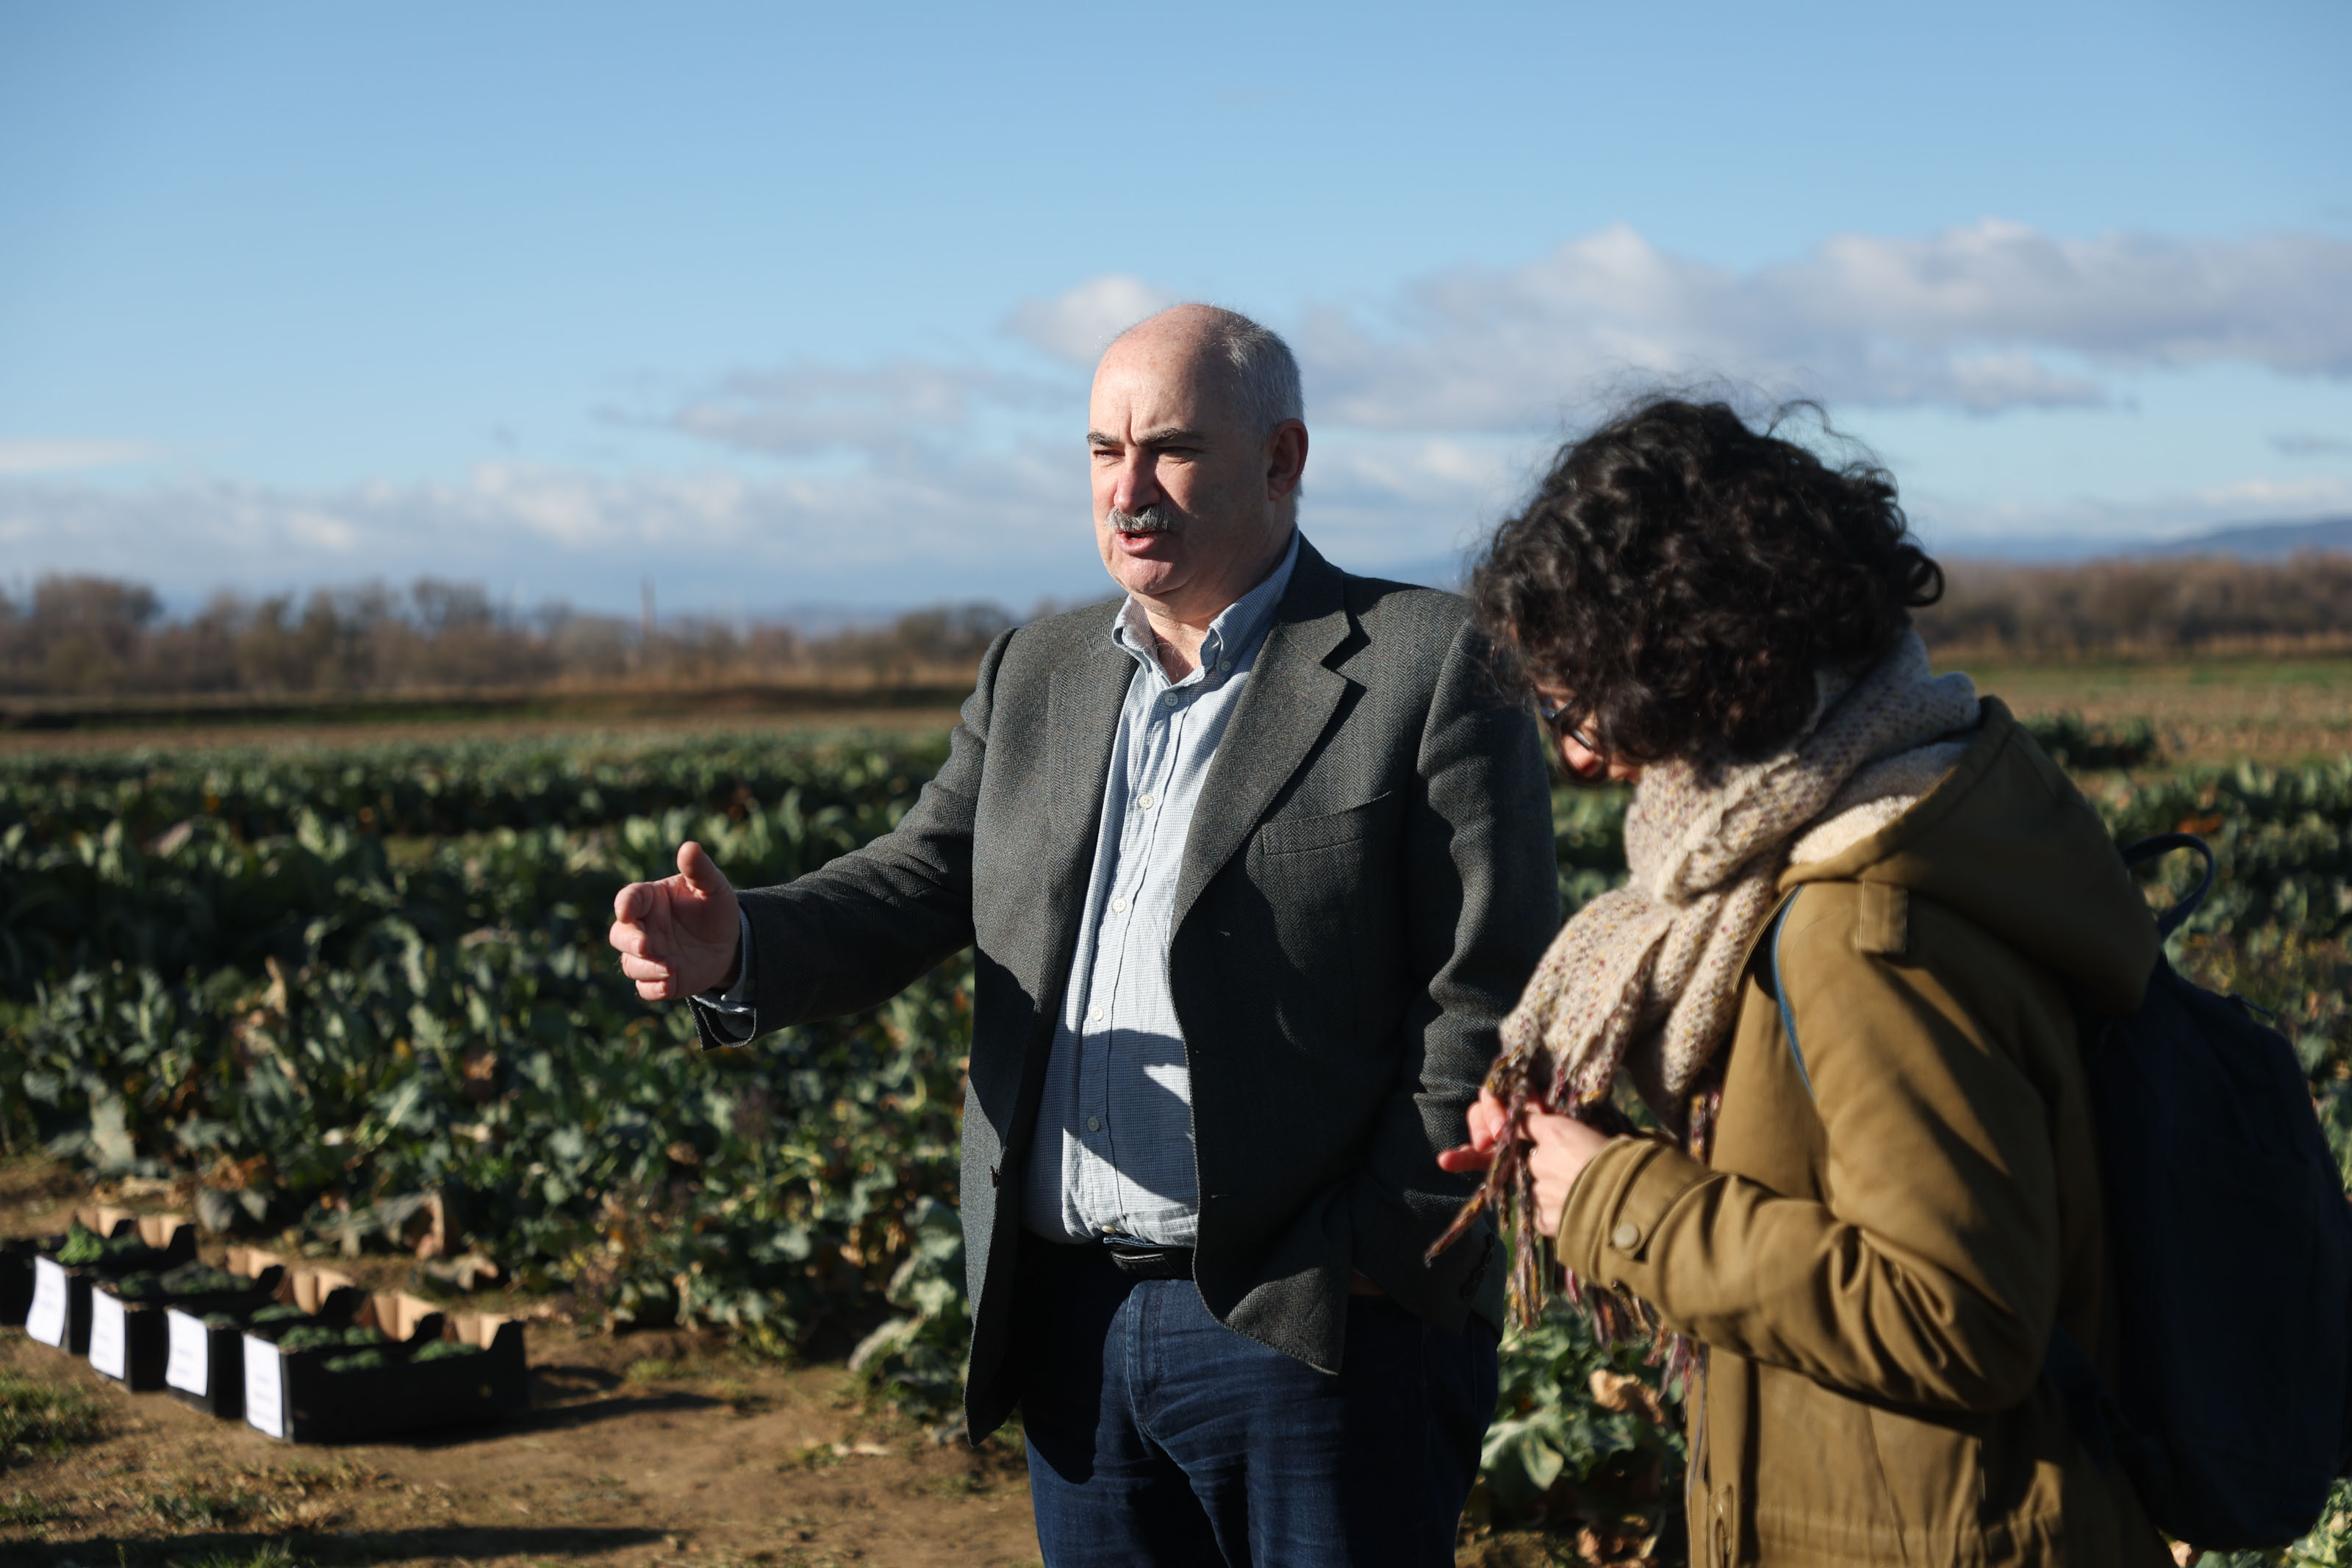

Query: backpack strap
left=1760, top=880, right=2129, bottom=1475
left=1765, top=890, right=1814, bottom=1099
left=2120, top=832, right=2217, bottom=938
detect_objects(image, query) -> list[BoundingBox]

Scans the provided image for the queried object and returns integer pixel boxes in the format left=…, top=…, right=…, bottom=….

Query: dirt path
left=1, top=1323, right=1041, bottom=1568
left=0, top=1163, right=1039, bottom=1568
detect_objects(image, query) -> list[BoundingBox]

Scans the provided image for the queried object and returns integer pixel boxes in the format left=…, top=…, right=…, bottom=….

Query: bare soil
left=0, top=1166, right=1041, bottom=1568
left=1, top=1326, right=1044, bottom=1568
left=1, top=1325, right=1055, bottom=1568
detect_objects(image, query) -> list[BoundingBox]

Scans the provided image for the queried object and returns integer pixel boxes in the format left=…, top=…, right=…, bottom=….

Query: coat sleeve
left=686, top=627, right=1005, bottom=1047
left=1346, top=615, right=1560, bottom=1320
left=1554, top=886, right=2064, bottom=1412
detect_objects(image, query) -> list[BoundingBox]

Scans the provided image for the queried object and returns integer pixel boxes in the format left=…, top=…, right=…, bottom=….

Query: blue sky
left=3, top=0, right=2348, bottom=614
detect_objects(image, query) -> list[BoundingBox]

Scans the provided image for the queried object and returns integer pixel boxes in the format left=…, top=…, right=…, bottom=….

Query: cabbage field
left=2, top=723, right=2348, bottom=1561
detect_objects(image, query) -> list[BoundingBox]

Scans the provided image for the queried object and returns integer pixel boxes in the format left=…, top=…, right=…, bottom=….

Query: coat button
left=1610, top=1221, right=1642, bottom=1251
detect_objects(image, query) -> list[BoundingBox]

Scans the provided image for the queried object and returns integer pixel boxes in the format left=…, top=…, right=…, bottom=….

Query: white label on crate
left=87, top=1291, right=126, bottom=1378
left=165, top=1309, right=209, bottom=1396
left=25, top=1259, right=67, bottom=1347
left=243, top=1335, right=284, bottom=1439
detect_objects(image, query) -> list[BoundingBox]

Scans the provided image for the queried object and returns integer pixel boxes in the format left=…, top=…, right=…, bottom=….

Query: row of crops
left=3, top=724, right=2349, bottom=1553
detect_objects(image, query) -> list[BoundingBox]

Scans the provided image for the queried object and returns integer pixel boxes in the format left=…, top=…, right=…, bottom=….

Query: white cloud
left=0, top=450, right=1109, bottom=611
left=1003, top=275, right=1180, bottom=365
left=1302, top=220, right=2352, bottom=427
left=0, top=438, right=159, bottom=475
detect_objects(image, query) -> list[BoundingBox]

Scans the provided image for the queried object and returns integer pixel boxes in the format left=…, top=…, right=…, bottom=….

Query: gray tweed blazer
left=700, top=538, right=1558, bottom=1438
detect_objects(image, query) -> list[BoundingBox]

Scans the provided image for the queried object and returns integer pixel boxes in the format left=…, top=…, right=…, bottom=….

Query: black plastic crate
left=0, top=1237, right=37, bottom=1326
left=244, top=1299, right=528, bottom=1444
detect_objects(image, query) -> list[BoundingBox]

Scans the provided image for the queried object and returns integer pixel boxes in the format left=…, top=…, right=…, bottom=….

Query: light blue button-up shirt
left=698, top=533, right=1302, bottom=1243
left=1022, top=531, right=1301, bottom=1246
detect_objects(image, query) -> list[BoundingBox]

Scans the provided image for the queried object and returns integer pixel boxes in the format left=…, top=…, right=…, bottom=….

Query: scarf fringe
left=1429, top=1054, right=1724, bottom=1389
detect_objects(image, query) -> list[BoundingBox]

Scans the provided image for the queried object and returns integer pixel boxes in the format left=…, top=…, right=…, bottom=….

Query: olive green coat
left=1557, top=699, right=2171, bottom=1568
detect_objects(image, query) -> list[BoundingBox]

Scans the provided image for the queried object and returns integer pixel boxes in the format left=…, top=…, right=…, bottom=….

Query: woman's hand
left=1438, top=1089, right=1618, bottom=1238
left=1520, top=1105, right=1614, bottom=1237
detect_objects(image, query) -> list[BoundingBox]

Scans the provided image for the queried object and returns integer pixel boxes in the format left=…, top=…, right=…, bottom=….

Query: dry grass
left=0, top=1368, right=105, bottom=1469
left=1951, top=655, right=2352, bottom=768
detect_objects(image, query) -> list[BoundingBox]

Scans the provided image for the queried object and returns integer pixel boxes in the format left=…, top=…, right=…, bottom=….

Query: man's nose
left=1110, top=453, right=1162, bottom=514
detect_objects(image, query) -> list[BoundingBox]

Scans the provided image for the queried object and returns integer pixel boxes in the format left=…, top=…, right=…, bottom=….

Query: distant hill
left=1940, top=513, right=2352, bottom=564
left=1367, top=516, right=2352, bottom=585
left=2145, top=514, right=2352, bottom=559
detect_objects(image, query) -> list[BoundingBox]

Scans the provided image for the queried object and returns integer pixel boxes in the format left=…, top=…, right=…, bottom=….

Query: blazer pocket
left=1254, top=791, right=1394, bottom=857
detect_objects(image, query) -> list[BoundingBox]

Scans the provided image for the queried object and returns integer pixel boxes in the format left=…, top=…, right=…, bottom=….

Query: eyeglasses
left=1535, top=693, right=1603, bottom=755
left=1535, top=692, right=1613, bottom=782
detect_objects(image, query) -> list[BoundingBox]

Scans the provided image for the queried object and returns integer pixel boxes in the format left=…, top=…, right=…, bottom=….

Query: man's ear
left=1265, top=420, right=1309, bottom=502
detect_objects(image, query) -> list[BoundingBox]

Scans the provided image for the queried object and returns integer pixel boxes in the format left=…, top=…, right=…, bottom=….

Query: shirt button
left=1217, top=659, right=1231, bottom=672
left=1087, top=1004, right=1105, bottom=1024
left=1611, top=1221, right=1643, bottom=1251
left=1136, top=792, right=1158, bottom=810
left=1161, top=691, right=1180, bottom=708
left=1111, top=896, right=1129, bottom=913
left=1086, top=1115, right=1102, bottom=1133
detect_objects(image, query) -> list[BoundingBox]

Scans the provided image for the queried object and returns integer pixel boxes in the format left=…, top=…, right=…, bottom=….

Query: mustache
left=1106, top=503, right=1180, bottom=535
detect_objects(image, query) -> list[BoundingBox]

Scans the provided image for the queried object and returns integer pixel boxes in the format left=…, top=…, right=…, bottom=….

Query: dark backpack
left=1764, top=833, right=2352, bottom=1550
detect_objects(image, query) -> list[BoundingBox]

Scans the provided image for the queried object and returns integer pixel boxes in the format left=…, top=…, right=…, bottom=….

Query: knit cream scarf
left=1430, top=630, right=1979, bottom=1326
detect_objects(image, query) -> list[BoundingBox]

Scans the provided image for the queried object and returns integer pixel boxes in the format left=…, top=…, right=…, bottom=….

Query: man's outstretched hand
left=609, top=842, right=742, bottom=1001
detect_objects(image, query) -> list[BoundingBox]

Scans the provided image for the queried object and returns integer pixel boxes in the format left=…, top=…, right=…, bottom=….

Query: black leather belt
left=1102, top=1242, right=1194, bottom=1281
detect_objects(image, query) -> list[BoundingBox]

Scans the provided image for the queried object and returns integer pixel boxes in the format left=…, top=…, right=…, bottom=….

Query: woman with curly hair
left=1441, top=398, right=2168, bottom=1567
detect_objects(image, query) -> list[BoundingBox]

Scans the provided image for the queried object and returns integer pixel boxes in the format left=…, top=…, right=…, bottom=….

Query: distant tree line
left=0, top=575, right=1036, bottom=699
left=7, top=551, right=2349, bottom=698
left=1915, top=552, right=2352, bottom=657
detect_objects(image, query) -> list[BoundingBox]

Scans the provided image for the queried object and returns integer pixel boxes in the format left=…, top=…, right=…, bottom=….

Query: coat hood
left=1779, top=697, right=2159, bottom=1015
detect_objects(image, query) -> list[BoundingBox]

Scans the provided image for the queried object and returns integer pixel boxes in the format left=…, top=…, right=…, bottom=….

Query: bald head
left=1102, top=305, right=1303, bottom=438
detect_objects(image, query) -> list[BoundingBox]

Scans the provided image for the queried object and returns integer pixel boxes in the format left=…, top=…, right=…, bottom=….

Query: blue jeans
left=1014, top=1237, right=1499, bottom=1567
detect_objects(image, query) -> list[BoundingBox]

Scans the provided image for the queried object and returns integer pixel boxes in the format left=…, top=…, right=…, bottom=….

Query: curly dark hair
left=1470, top=398, right=1943, bottom=764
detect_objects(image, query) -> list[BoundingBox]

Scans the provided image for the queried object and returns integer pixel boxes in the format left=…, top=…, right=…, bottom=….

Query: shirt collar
left=1111, top=530, right=1302, bottom=683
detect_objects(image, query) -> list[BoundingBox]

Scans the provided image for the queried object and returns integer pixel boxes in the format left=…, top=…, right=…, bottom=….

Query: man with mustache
left=609, top=303, right=1557, bottom=1566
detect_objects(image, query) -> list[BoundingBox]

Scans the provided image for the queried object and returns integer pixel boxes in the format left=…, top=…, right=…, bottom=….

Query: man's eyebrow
left=1089, top=426, right=1209, bottom=448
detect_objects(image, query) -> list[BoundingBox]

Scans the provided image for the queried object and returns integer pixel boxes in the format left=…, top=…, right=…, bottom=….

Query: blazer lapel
left=1046, top=636, right=1138, bottom=844
left=1035, top=633, right=1140, bottom=975
left=1172, top=539, right=1353, bottom=929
